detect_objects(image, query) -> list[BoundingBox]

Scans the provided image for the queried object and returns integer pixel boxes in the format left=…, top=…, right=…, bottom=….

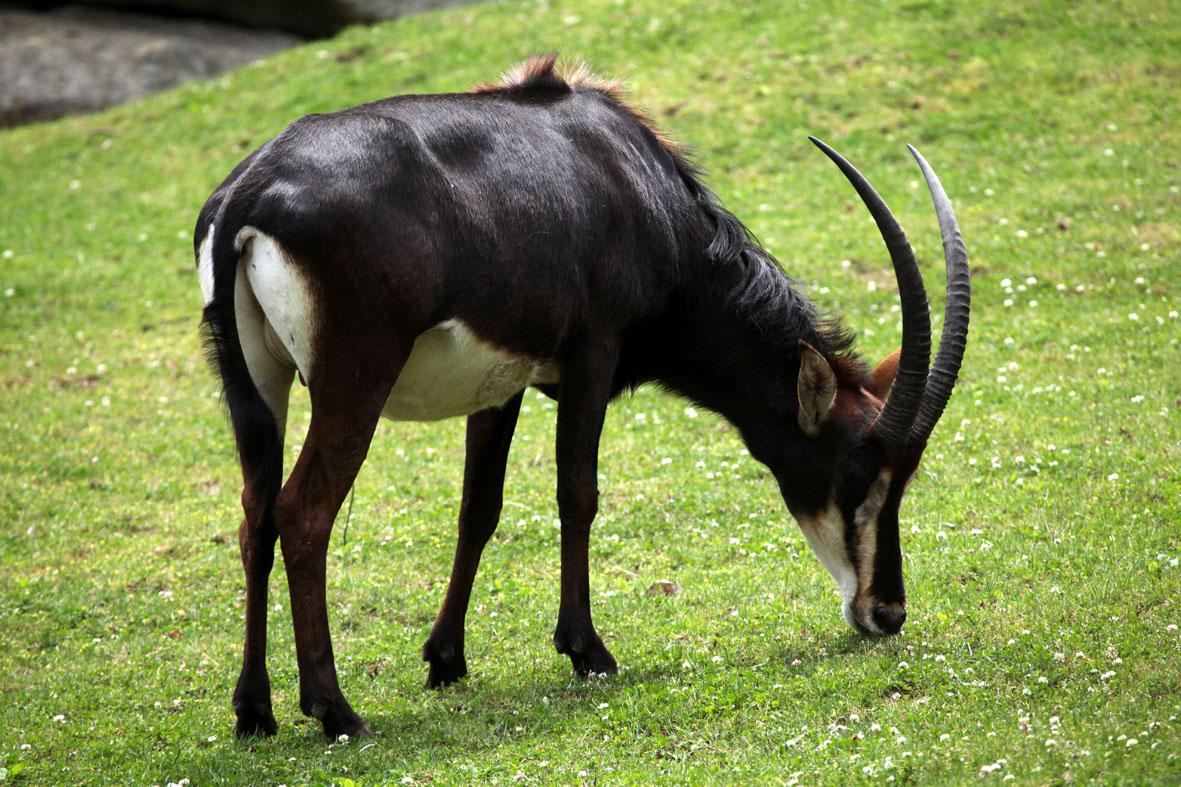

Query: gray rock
left=82, top=0, right=475, bottom=36
left=0, top=5, right=302, bottom=126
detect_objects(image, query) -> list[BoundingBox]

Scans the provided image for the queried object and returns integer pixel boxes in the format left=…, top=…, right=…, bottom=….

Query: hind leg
left=234, top=483, right=282, bottom=737
left=274, top=366, right=403, bottom=739
left=229, top=272, right=296, bottom=737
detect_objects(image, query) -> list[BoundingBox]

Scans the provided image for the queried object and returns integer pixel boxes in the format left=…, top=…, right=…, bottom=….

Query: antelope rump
left=195, top=54, right=970, bottom=739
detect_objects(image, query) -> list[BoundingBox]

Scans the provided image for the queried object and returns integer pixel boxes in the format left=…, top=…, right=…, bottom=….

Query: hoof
left=233, top=671, right=277, bottom=738
left=423, top=638, right=468, bottom=689
left=554, top=628, right=618, bottom=677
left=234, top=702, right=278, bottom=738
left=308, top=697, right=372, bottom=740
left=426, top=654, right=468, bottom=688
left=569, top=644, right=619, bottom=678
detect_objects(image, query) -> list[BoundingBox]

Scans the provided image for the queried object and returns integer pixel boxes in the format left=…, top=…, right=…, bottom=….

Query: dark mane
left=672, top=157, right=858, bottom=365
left=481, top=53, right=860, bottom=379
left=476, top=53, right=683, bottom=155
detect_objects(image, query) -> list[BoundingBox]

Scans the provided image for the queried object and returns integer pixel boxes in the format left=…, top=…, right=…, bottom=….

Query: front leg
left=423, top=393, right=523, bottom=687
left=552, top=341, right=619, bottom=677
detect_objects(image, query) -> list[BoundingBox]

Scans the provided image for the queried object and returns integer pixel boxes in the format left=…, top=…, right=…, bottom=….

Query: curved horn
left=907, top=145, right=970, bottom=443
left=809, top=137, right=931, bottom=447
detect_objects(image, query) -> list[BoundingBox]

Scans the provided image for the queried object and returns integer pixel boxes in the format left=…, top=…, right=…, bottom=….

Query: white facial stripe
left=384, top=320, right=559, bottom=421
left=795, top=469, right=895, bottom=633
left=197, top=225, right=215, bottom=305
left=239, top=227, right=317, bottom=385
left=853, top=470, right=892, bottom=598
left=796, top=506, right=858, bottom=621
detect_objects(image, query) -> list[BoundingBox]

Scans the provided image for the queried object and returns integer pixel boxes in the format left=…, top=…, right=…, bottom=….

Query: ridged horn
left=809, top=137, right=931, bottom=447
left=907, top=145, right=970, bottom=443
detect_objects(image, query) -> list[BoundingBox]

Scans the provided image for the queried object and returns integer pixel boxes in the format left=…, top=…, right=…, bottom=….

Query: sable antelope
left=195, top=54, right=969, bottom=739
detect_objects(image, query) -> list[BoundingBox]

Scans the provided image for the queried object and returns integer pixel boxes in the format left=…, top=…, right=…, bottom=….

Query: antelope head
left=782, top=139, right=970, bottom=636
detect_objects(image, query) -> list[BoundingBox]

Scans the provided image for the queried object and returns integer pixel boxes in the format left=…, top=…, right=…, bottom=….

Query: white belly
left=383, top=320, right=558, bottom=421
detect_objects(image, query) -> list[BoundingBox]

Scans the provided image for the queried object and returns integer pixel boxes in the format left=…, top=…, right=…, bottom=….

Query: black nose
left=872, top=605, right=907, bottom=635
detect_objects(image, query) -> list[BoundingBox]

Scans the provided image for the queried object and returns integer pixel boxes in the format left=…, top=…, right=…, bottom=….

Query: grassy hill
left=1, top=0, right=1178, bottom=782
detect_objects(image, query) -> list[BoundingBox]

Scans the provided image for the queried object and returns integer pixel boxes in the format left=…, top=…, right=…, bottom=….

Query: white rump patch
left=383, top=320, right=558, bottom=421
left=237, top=227, right=316, bottom=383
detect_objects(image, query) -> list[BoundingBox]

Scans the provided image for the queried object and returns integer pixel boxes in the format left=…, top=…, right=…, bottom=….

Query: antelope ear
left=798, top=340, right=837, bottom=436
left=870, top=347, right=902, bottom=402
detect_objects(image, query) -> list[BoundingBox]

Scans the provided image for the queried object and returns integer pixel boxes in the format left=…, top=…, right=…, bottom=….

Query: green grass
left=1, top=0, right=1179, bottom=782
